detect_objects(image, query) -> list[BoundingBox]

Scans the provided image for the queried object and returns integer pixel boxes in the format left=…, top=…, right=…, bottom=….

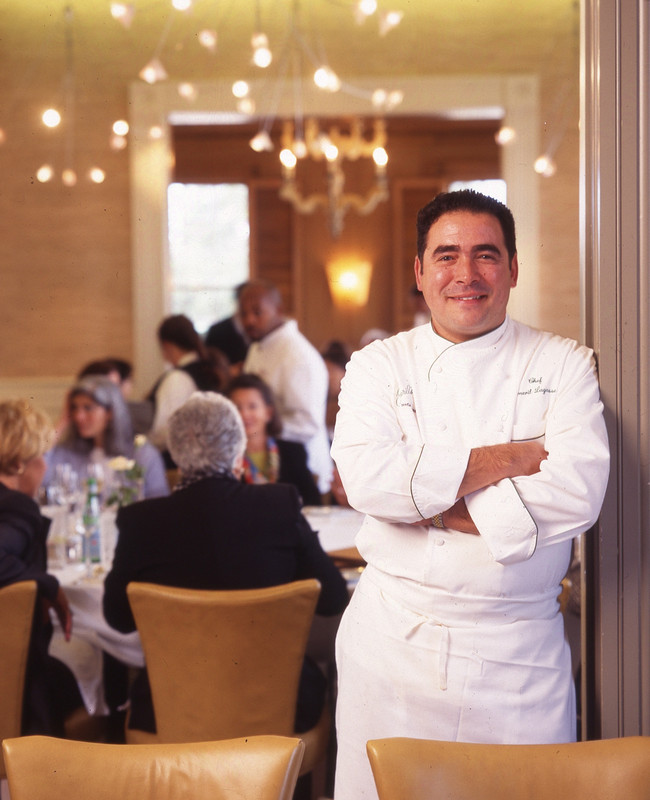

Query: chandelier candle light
left=279, top=117, right=389, bottom=238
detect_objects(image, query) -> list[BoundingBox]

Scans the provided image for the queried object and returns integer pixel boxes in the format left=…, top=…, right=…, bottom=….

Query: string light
left=42, top=108, right=61, bottom=128
left=198, top=29, right=217, bottom=53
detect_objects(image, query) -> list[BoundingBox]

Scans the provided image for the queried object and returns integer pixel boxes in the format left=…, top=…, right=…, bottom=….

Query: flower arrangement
left=106, top=437, right=146, bottom=507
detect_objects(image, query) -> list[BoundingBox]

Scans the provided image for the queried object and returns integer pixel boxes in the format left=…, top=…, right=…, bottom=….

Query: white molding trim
left=129, top=74, right=540, bottom=395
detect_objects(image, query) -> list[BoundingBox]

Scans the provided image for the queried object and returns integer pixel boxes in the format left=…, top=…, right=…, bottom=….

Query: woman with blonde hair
left=0, top=399, right=82, bottom=734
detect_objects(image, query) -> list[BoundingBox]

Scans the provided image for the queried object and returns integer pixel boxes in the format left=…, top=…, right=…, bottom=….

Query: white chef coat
left=331, top=316, right=609, bottom=800
left=244, top=319, right=332, bottom=493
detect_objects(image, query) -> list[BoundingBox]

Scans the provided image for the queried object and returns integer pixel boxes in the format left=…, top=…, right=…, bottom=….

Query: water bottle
left=82, top=476, right=102, bottom=569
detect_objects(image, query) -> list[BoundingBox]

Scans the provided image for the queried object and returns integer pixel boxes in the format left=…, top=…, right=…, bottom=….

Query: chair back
left=0, top=581, right=37, bottom=780
left=366, top=736, right=650, bottom=800
left=3, top=734, right=304, bottom=800
left=126, top=579, right=321, bottom=742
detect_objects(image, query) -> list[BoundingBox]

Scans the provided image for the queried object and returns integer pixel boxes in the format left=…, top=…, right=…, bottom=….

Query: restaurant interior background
left=0, top=0, right=580, bottom=416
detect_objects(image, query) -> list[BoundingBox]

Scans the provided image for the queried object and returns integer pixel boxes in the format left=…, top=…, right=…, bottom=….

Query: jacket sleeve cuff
left=465, top=479, right=538, bottom=564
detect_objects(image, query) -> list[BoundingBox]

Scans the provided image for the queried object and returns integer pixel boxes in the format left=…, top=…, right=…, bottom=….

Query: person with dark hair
left=228, top=373, right=321, bottom=507
left=147, top=314, right=228, bottom=461
left=239, top=280, right=332, bottom=496
left=204, top=282, right=251, bottom=375
left=330, top=189, right=610, bottom=800
left=44, top=376, right=168, bottom=501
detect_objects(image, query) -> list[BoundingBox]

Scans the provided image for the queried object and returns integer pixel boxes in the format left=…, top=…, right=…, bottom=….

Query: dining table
left=48, top=503, right=365, bottom=717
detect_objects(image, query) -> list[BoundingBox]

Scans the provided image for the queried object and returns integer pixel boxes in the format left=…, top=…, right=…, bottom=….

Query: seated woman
left=0, top=399, right=83, bottom=734
left=44, top=376, right=169, bottom=501
left=228, top=373, right=322, bottom=507
left=103, top=391, right=348, bottom=734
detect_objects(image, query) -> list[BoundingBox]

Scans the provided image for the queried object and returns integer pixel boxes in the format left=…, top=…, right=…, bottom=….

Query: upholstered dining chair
left=2, top=734, right=304, bottom=800
left=0, top=580, right=37, bottom=780
left=366, top=736, right=650, bottom=800
left=125, top=579, right=329, bottom=775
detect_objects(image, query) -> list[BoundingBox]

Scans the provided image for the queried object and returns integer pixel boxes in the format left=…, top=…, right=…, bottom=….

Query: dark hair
left=65, top=376, right=134, bottom=456
left=78, top=358, right=133, bottom=384
left=106, top=358, right=133, bottom=382
left=157, top=314, right=205, bottom=357
left=227, top=373, right=283, bottom=438
left=416, top=189, right=517, bottom=265
left=321, top=340, right=352, bottom=370
left=78, top=359, right=120, bottom=381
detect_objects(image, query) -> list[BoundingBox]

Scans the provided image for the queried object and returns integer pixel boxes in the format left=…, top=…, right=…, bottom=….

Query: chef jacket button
left=437, top=422, right=447, bottom=431
left=435, top=538, right=445, bottom=546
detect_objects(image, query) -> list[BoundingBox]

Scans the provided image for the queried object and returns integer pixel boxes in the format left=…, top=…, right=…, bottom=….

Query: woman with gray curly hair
left=103, top=390, right=348, bottom=737
left=166, top=392, right=246, bottom=487
left=43, top=375, right=169, bottom=501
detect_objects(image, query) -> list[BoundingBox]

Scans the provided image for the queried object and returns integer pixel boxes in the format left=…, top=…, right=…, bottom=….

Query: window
left=167, top=183, right=250, bottom=333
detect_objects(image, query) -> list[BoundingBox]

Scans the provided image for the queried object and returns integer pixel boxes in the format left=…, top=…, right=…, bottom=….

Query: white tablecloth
left=49, top=505, right=364, bottom=715
left=302, top=506, right=363, bottom=552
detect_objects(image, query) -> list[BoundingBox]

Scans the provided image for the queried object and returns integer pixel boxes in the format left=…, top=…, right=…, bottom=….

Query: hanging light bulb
left=249, top=130, right=273, bottom=152
left=171, top=0, right=192, bottom=10
left=279, top=148, right=297, bottom=170
left=495, top=126, right=516, bottom=145
left=89, top=167, right=106, bottom=184
left=251, top=32, right=272, bottom=68
left=113, top=120, right=129, bottom=136
left=313, top=66, right=341, bottom=92
left=139, top=58, right=168, bottom=84
left=110, top=133, right=128, bottom=151
left=178, top=82, right=197, bottom=100
left=42, top=108, right=62, bottom=128
left=36, top=165, right=54, bottom=183
left=534, top=154, right=557, bottom=177
left=237, top=98, right=255, bottom=114
left=198, top=29, right=217, bottom=52
left=232, top=80, right=250, bottom=99
left=378, top=9, right=403, bottom=35
left=62, top=168, right=77, bottom=186
left=110, top=2, right=135, bottom=29
left=148, top=125, right=164, bottom=140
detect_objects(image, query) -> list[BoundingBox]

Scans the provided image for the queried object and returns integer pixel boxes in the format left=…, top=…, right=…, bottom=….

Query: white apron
left=334, top=563, right=575, bottom=800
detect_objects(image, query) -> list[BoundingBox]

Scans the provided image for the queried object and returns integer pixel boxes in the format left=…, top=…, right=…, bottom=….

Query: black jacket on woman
left=0, top=483, right=80, bottom=734
left=103, top=475, right=348, bottom=731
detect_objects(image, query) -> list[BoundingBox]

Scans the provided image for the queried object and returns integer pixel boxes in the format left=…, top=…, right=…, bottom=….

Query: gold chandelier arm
left=279, top=181, right=329, bottom=214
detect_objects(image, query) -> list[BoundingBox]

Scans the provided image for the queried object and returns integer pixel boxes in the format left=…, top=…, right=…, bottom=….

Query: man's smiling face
left=414, top=210, right=518, bottom=343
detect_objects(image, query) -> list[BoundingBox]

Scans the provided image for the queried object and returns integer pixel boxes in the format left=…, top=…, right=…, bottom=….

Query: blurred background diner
left=228, top=373, right=322, bottom=507
left=0, top=399, right=83, bottom=736
left=103, top=392, right=348, bottom=736
left=43, top=376, right=169, bottom=504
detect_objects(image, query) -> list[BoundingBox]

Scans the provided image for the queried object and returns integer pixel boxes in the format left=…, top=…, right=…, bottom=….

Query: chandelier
left=278, top=116, right=389, bottom=238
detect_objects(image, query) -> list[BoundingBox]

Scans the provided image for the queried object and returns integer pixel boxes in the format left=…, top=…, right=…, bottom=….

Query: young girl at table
left=228, top=373, right=322, bottom=507
left=0, top=399, right=83, bottom=734
left=44, top=376, right=169, bottom=502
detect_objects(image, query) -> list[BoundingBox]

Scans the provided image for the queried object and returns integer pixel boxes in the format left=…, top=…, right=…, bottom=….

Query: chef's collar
left=427, top=314, right=510, bottom=355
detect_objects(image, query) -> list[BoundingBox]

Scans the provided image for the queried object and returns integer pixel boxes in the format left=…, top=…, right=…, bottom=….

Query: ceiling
left=2, top=0, right=579, bottom=96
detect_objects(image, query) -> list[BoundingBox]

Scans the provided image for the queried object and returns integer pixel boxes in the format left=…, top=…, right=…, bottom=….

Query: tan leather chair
left=125, top=579, right=329, bottom=775
left=3, top=734, right=304, bottom=800
left=0, top=580, right=37, bottom=780
left=366, top=736, right=650, bottom=800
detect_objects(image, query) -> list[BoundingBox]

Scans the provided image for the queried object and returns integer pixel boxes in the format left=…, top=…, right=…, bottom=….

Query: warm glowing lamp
left=325, top=259, right=372, bottom=307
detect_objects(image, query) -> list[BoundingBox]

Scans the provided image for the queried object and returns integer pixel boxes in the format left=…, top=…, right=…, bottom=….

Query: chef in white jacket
left=331, top=189, right=610, bottom=800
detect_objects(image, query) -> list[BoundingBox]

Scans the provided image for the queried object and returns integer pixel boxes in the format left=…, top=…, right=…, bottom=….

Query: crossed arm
left=439, top=441, right=547, bottom=533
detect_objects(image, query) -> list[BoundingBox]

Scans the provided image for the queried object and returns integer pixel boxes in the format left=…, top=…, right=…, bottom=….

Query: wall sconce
left=325, top=259, right=372, bottom=308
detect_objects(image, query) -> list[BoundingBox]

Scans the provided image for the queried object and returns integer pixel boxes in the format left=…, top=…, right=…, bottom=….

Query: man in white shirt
left=331, top=190, right=610, bottom=800
left=239, top=280, right=332, bottom=495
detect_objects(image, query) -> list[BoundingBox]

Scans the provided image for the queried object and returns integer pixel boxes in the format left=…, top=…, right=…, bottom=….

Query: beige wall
left=0, top=61, right=580, bottom=421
